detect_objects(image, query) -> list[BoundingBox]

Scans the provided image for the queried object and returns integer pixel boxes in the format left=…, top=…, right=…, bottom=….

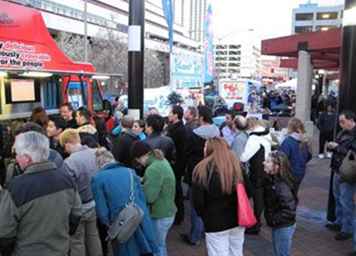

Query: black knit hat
left=130, top=141, right=152, bottom=160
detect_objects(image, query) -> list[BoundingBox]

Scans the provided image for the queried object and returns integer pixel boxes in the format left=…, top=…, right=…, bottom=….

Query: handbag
left=339, top=151, right=356, bottom=183
left=106, top=171, right=144, bottom=244
left=236, top=182, right=257, bottom=228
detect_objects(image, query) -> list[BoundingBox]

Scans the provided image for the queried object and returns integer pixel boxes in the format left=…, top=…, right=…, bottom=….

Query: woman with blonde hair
left=280, top=117, right=312, bottom=192
left=192, top=138, right=245, bottom=256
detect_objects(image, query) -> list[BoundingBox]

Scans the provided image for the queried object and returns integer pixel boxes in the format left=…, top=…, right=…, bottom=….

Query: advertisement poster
left=171, top=52, right=203, bottom=89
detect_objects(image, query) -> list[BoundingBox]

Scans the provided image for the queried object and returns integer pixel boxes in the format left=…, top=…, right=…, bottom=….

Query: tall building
left=214, top=40, right=261, bottom=80
left=7, top=0, right=206, bottom=53
left=292, top=2, right=343, bottom=34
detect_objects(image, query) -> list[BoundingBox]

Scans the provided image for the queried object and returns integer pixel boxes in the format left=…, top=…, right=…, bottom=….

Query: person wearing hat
left=131, top=141, right=177, bottom=256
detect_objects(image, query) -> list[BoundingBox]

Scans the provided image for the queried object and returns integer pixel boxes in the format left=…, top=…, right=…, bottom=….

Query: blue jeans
left=333, top=173, right=354, bottom=233
left=190, top=189, right=205, bottom=243
left=152, top=216, right=175, bottom=256
left=272, top=224, right=296, bottom=256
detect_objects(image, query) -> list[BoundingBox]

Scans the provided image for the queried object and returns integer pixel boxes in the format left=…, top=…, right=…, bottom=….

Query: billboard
left=170, top=52, right=203, bottom=89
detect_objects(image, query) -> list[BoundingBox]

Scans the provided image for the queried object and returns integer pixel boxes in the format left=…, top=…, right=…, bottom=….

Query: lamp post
left=128, top=0, right=145, bottom=119
left=339, top=0, right=356, bottom=113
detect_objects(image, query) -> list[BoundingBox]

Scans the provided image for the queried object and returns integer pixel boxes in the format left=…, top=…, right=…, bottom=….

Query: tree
left=56, top=29, right=166, bottom=89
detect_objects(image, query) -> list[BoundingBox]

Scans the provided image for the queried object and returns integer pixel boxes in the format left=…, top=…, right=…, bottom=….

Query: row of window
left=216, top=63, right=241, bottom=67
left=215, top=51, right=242, bottom=55
left=215, top=57, right=241, bottom=61
left=295, top=11, right=342, bottom=21
left=294, top=25, right=339, bottom=33
left=216, top=69, right=241, bottom=73
left=215, top=45, right=241, bottom=49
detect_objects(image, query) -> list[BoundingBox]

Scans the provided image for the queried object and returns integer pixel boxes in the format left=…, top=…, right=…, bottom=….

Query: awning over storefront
left=261, top=29, right=341, bottom=70
left=0, top=0, right=95, bottom=74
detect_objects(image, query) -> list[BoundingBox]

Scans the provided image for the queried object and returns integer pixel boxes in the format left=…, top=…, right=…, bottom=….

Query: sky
left=213, top=0, right=344, bottom=42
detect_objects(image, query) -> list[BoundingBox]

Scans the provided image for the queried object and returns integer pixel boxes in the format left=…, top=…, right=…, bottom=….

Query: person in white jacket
left=240, top=117, right=273, bottom=235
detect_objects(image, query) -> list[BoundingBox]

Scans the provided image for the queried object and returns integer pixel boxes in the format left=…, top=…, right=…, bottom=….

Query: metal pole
left=128, top=0, right=145, bottom=119
left=84, top=0, right=88, bottom=62
left=339, top=0, right=356, bottom=113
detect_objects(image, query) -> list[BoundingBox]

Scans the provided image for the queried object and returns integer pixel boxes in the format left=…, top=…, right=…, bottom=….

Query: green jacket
left=143, top=154, right=177, bottom=219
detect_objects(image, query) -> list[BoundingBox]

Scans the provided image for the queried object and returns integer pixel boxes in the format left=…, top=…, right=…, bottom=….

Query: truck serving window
left=5, top=79, right=41, bottom=103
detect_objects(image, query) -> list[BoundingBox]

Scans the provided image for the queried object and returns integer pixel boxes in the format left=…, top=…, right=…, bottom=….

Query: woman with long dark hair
left=192, top=138, right=245, bottom=256
left=263, top=151, right=298, bottom=256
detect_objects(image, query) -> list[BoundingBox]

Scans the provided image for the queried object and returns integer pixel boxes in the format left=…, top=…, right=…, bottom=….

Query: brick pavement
left=167, top=157, right=354, bottom=256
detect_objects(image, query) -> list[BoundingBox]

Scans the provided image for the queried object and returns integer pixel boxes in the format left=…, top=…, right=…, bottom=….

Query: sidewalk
left=167, top=157, right=353, bottom=255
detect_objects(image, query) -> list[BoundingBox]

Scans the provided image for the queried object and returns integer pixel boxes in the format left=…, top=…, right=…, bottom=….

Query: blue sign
left=203, top=3, right=214, bottom=84
left=171, top=52, right=203, bottom=89
left=161, top=0, right=174, bottom=51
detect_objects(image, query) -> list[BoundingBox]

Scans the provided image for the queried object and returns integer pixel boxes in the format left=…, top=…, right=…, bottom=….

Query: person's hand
left=327, top=142, right=338, bottom=149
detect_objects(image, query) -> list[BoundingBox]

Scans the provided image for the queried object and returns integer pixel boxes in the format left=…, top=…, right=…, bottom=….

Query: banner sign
left=203, top=3, right=214, bottom=84
left=171, top=52, right=203, bottom=89
left=161, top=0, right=174, bottom=52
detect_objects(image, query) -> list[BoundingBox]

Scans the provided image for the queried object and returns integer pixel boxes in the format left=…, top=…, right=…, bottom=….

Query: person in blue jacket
left=91, top=147, right=158, bottom=256
left=280, top=118, right=312, bottom=192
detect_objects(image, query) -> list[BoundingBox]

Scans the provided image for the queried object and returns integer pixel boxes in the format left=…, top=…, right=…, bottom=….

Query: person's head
left=197, top=105, right=213, bottom=125
left=75, top=107, right=91, bottom=126
left=133, top=120, right=145, bottom=135
left=339, top=110, right=356, bottom=131
left=121, top=116, right=134, bottom=130
left=130, top=141, right=164, bottom=166
left=15, top=122, right=45, bottom=137
left=234, top=115, right=247, bottom=131
left=246, top=117, right=261, bottom=131
left=59, top=129, right=81, bottom=154
left=193, top=138, right=243, bottom=194
left=184, top=106, right=198, bottom=123
left=168, top=105, right=184, bottom=124
left=14, top=131, right=50, bottom=170
left=96, top=147, right=116, bottom=169
left=264, top=151, right=294, bottom=185
left=287, top=117, right=305, bottom=134
left=31, top=106, right=49, bottom=128
left=60, top=103, right=74, bottom=121
left=145, top=114, right=164, bottom=135
left=225, top=110, right=236, bottom=127
left=327, top=104, right=335, bottom=113
left=47, top=116, right=66, bottom=139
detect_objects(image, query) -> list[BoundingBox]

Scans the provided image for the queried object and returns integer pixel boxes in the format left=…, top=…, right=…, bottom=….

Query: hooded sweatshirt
left=240, top=126, right=273, bottom=163
left=280, top=132, right=312, bottom=179
left=185, top=124, right=220, bottom=185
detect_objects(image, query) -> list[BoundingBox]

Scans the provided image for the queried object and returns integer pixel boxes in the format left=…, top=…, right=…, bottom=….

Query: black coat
left=185, top=131, right=206, bottom=185
left=112, top=130, right=139, bottom=167
left=145, top=133, right=176, bottom=164
left=192, top=167, right=238, bottom=233
left=167, top=121, right=187, bottom=177
left=264, top=176, right=297, bottom=228
left=330, top=127, right=356, bottom=172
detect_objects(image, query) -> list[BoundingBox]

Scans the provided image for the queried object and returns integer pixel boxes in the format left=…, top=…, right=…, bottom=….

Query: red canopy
left=0, top=1, right=95, bottom=74
left=261, top=29, right=341, bottom=70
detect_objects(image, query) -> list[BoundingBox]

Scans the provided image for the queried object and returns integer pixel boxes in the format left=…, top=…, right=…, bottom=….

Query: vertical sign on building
left=203, top=2, right=214, bottom=85
left=162, top=0, right=174, bottom=51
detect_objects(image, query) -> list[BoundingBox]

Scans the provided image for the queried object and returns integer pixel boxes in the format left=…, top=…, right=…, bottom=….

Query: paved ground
left=167, top=157, right=354, bottom=256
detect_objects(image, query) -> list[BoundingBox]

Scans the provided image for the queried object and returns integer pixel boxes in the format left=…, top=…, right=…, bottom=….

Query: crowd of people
left=0, top=97, right=355, bottom=256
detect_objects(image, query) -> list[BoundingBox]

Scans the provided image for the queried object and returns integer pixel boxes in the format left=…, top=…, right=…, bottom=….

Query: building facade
left=214, top=40, right=261, bottom=80
left=292, top=2, right=343, bottom=34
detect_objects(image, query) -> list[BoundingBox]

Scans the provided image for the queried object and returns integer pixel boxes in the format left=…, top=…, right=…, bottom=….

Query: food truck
left=0, top=1, right=108, bottom=121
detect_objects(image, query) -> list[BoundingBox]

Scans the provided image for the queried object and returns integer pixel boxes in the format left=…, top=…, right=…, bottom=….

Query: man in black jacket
left=167, top=105, right=187, bottom=225
left=145, top=114, right=176, bottom=164
left=182, top=106, right=220, bottom=245
left=112, top=116, right=138, bottom=168
left=326, top=110, right=356, bottom=243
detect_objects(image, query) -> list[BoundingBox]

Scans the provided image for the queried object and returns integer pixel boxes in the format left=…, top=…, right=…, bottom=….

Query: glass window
left=295, top=13, right=314, bottom=21
left=295, top=26, right=313, bottom=33
left=43, top=78, right=60, bottom=110
left=67, top=81, right=87, bottom=110
left=92, top=80, right=103, bottom=112
left=317, top=12, right=338, bottom=20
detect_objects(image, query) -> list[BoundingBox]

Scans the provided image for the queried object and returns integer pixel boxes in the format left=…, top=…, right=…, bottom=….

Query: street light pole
left=339, top=0, right=356, bottom=113
left=128, top=0, right=145, bottom=119
left=84, top=0, right=88, bottom=62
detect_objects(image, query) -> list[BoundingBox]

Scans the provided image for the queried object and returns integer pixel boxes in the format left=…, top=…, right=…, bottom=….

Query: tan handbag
left=340, top=151, right=356, bottom=183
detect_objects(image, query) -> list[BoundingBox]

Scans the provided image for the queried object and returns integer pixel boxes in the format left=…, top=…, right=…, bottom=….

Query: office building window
left=295, top=26, right=313, bottom=33
left=316, top=25, right=337, bottom=31
left=295, top=13, right=314, bottom=21
left=317, top=12, right=338, bottom=20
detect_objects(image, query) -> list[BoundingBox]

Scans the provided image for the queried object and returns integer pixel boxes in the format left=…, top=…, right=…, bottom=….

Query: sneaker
left=325, top=223, right=341, bottom=232
left=326, top=152, right=332, bottom=159
left=318, top=154, right=325, bottom=159
left=180, top=234, right=201, bottom=246
left=335, top=232, right=352, bottom=241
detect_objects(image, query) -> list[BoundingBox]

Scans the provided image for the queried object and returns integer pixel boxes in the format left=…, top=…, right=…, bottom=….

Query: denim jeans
left=333, top=173, right=354, bottom=233
left=152, top=216, right=175, bottom=256
left=189, top=189, right=205, bottom=243
left=272, top=224, right=296, bottom=256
